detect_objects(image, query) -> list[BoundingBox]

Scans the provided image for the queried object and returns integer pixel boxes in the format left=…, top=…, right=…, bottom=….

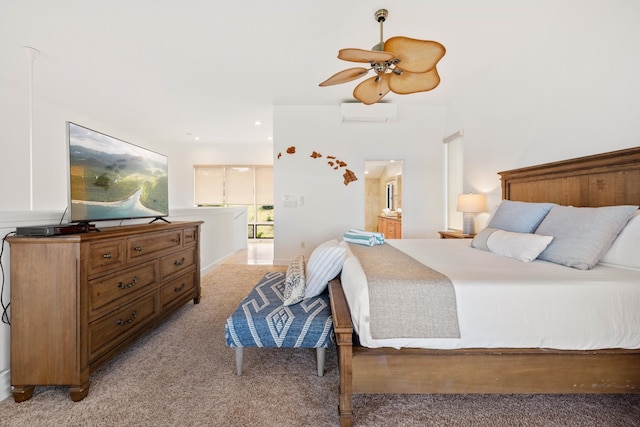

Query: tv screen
left=67, top=122, right=169, bottom=223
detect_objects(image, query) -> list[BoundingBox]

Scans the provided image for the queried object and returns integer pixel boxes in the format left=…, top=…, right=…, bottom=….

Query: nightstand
left=438, top=230, right=476, bottom=239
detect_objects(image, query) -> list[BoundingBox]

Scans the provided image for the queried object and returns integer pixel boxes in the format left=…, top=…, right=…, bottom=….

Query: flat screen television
left=67, top=122, right=169, bottom=224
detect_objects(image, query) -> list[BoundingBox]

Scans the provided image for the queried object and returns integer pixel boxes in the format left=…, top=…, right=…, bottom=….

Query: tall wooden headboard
left=499, top=146, right=640, bottom=207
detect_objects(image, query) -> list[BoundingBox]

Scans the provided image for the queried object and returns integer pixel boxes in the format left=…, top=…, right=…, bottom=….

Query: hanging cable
left=1, top=231, right=16, bottom=325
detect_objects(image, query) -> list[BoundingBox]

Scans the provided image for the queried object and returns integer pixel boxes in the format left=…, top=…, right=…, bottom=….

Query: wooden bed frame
left=328, top=146, right=640, bottom=427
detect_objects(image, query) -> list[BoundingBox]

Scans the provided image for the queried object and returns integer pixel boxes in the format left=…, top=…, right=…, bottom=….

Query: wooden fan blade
left=388, top=67, right=441, bottom=94
left=319, top=67, right=370, bottom=87
left=384, top=36, right=445, bottom=73
left=353, top=74, right=391, bottom=105
left=338, top=48, right=395, bottom=63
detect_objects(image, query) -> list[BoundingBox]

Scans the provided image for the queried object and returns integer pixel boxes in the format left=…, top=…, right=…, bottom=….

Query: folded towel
left=347, top=229, right=385, bottom=244
left=343, top=231, right=376, bottom=246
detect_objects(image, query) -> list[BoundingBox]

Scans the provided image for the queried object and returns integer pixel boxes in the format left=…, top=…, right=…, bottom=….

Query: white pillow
left=599, top=210, right=640, bottom=270
left=471, top=228, right=553, bottom=262
left=282, top=255, right=306, bottom=306
left=304, top=239, right=347, bottom=298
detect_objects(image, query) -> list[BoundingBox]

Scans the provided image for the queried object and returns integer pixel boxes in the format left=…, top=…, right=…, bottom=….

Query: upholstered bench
left=225, top=271, right=334, bottom=376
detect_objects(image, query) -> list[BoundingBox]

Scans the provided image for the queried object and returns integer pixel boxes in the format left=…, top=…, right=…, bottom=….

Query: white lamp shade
left=456, top=193, right=487, bottom=213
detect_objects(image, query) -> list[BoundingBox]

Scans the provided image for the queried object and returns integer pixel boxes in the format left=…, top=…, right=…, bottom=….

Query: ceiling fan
left=319, top=9, right=446, bottom=105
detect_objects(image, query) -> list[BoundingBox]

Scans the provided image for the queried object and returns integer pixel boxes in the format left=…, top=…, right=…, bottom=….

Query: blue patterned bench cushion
left=225, top=271, right=334, bottom=348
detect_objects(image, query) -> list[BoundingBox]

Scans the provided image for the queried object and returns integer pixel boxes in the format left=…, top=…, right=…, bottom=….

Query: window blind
left=193, top=165, right=273, bottom=206
left=194, top=166, right=224, bottom=205
left=255, top=166, right=274, bottom=205
left=225, top=167, right=254, bottom=205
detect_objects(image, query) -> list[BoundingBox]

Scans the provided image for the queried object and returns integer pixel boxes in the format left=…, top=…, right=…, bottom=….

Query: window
left=194, top=165, right=274, bottom=239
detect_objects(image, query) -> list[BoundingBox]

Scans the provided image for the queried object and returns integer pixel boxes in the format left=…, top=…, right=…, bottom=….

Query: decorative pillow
left=599, top=210, right=640, bottom=270
left=471, top=227, right=553, bottom=262
left=304, top=239, right=347, bottom=298
left=535, top=204, right=638, bottom=270
left=486, top=200, right=555, bottom=233
left=282, top=255, right=306, bottom=306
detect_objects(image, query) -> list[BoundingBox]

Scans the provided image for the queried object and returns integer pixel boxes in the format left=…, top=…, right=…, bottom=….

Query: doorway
left=364, top=160, right=403, bottom=235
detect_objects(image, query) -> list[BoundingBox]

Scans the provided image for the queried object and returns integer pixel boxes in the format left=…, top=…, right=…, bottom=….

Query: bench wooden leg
left=235, top=347, right=244, bottom=376
left=316, top=347, right=326, bottom=377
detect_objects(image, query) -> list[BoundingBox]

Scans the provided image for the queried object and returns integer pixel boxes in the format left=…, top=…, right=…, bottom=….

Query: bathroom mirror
left=364, top=160, right=403, bottom=233
left=385, top=182, right=395, bottom=210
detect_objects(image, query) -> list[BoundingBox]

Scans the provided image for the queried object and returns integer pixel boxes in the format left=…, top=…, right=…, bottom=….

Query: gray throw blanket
left=348, top=243, right=460, bottom=339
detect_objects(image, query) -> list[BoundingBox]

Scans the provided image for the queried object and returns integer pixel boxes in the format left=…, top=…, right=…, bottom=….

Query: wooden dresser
left=377, top=216, right=402, bottom=239
left=7, top=221, right=203, bottom=402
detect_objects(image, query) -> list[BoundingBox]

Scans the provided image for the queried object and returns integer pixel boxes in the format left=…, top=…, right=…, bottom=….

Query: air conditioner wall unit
left=340, top=103, right=397, bottom=122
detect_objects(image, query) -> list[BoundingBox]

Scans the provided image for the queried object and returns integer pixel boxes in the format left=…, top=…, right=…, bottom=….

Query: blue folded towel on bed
left=349, top=229, right=385, bottom=244
left=343, top=229, right=385, bottom=246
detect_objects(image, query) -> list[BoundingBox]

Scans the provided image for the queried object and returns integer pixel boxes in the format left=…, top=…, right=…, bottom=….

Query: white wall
left=0, top=82, right=274, bottom=213
left=273, top=105, right=446, bottom=264
left=444, top=2, right=640, bottom=221
left=0, top=86, right=268, bottom=402
left=158, top=141, right=274, bottom=209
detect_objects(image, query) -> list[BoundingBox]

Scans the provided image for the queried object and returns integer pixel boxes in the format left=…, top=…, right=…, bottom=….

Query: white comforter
left=340, top=238, right=640, bottom=350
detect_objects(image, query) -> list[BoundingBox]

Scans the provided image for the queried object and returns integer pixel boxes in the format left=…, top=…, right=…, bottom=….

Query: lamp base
left=462, top=212, right=476, bottom=235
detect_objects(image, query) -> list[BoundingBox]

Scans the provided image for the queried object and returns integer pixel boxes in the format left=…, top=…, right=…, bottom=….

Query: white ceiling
left=0, top=1, right=622, bottom=145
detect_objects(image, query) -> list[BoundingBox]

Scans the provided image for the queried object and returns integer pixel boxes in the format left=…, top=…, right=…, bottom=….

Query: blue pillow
left=535, top=204, right=638, bottom=270
left=487, top=200, right=555, bottom=233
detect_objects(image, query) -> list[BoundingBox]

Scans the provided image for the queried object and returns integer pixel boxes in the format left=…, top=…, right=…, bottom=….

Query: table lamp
left=456, top=193, right=487, bottom=235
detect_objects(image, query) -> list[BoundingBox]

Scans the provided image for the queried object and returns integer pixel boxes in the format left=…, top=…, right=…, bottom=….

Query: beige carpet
left=0, top=264, right=638, bottom=426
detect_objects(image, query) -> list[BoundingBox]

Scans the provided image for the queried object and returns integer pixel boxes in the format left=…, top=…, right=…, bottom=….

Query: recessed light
left=254, top=121, right=261, bottom=126
left=194, top=136, right=200, bottom=141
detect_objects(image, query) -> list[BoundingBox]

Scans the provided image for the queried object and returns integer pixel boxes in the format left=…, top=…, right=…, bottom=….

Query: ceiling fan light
left=320, top=9, right=445, bottom=104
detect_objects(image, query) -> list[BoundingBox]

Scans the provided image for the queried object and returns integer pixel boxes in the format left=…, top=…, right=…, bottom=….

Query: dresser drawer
left=89, top=293, right=157, bottom=361
left=89, top=261, right=158, bottom=319
left=160, top=271, right=196, bottom=311
left=88, top=239, right=126, bottom=275
left=127, top=230, right=182, bottom=261
left=183, top=227, right=198, bottom=246
left=160, top=248, right=196, bottom=281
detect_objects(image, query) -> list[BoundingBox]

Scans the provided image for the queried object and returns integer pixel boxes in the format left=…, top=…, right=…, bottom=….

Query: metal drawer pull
left=172, top=237, right=181, bottom=244
left=174, top=257, right=186, bottom=266
left=174, top=283, right=185, bottom=292
left=103, top=252, right=112, bottom=259
left=116, top=310, right=137, bottom=326
left=118, top=276, right=139, bottom=289
left=134, top=246, right=143, bottom=252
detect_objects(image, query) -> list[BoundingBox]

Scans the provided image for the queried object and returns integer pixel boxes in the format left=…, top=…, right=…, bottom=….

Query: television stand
left=7, top=221, right=202, bottom=402
left=149, top=216, right=171, bottom=224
